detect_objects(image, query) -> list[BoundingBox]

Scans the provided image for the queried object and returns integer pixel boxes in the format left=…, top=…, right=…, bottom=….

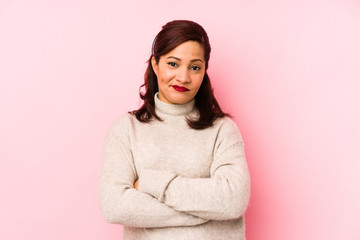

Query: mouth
left=172, top=85, right=190, bottom=92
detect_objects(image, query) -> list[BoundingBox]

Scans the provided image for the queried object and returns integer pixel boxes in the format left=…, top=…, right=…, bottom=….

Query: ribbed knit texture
left=99, top=92, right=251, bottom=240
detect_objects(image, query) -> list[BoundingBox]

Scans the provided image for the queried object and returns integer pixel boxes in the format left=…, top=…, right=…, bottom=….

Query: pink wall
left=1, top=0, right=359, bottom=239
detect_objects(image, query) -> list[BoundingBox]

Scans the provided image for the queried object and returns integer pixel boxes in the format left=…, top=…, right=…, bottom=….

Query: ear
left=151, top=56, right=158, bottom=76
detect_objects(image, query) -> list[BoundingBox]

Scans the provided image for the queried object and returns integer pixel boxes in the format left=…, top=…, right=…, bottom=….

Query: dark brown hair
left=129, top=20, right=231, bottom=129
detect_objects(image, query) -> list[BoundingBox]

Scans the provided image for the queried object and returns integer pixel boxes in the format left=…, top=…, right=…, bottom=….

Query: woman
left=99, top=20, right=251, bottom=240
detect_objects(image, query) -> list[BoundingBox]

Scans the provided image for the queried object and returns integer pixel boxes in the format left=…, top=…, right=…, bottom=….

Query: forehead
left=162, top=41, right=205, bottom=61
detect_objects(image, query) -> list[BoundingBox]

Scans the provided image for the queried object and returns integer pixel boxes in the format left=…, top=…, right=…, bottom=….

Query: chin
left=161, top=91, right=194, bottom=104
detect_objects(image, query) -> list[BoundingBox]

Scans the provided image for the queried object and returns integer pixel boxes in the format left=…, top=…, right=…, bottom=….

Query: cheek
left=194, top=75, right=205, bottom=88
left=158, top=69, right=174, bottom=84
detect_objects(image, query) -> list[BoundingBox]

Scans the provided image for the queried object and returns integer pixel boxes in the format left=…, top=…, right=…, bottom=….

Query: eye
left=191, top=66, right=201, bottom=71
left=167, top=62, right=178, bottom=67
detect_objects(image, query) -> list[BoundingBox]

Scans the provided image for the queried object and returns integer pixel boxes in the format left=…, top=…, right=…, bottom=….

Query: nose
left=176, top=67, right=191, bottom=83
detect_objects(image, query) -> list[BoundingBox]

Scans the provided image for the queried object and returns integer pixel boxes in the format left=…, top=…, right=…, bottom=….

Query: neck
left=154, top=92, right=196, bottom=117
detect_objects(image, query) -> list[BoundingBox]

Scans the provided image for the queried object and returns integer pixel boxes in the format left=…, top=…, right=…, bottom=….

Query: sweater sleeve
left=99, top=115, right=209, bottom=228
left=137, top=118, right=251, bottom=221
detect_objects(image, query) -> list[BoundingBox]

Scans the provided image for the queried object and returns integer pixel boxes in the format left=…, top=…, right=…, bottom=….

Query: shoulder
left=213, top=116, right=244, bottom=143
left=105, top=112, right=136, bottom=136
left=214, top=116, right=241, bottom=132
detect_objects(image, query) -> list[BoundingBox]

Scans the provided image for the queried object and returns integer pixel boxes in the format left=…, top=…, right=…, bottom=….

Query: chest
left=131, top=122, right=217, bottom=178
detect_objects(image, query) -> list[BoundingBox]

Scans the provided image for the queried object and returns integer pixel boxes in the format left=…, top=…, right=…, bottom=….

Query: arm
left=138, top=118, right=251, bottom=221
left=98, top=116, right=209, bottom=228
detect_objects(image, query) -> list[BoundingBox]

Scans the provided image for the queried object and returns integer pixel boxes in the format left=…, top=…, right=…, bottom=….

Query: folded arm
left=138, top=118, right=251, bottom=221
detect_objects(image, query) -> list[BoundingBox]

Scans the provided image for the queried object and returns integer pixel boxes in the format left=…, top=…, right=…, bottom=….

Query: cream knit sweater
left=99, top=92, right=251, bottom=240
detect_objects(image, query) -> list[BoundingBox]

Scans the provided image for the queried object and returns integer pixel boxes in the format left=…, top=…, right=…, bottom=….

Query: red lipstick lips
left=172, top=85, right=190, bottom=92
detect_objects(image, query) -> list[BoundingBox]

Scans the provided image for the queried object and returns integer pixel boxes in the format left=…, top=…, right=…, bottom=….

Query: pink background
left=1, top=0, right=359, bottom=239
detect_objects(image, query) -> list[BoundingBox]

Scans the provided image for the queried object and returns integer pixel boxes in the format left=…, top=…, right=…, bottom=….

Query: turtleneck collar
left=154, top=92, right=196, bottom=116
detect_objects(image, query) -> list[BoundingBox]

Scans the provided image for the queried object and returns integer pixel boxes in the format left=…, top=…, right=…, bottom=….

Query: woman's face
left=151, top=40, right=206, bottom=105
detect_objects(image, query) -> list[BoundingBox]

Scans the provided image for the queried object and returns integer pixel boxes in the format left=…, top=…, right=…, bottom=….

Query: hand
left=134, top=179, right=139, bottom=190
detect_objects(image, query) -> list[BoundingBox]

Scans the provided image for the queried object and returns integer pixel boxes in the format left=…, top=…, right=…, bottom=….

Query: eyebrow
left=166, top=56, right=204, bottom=63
